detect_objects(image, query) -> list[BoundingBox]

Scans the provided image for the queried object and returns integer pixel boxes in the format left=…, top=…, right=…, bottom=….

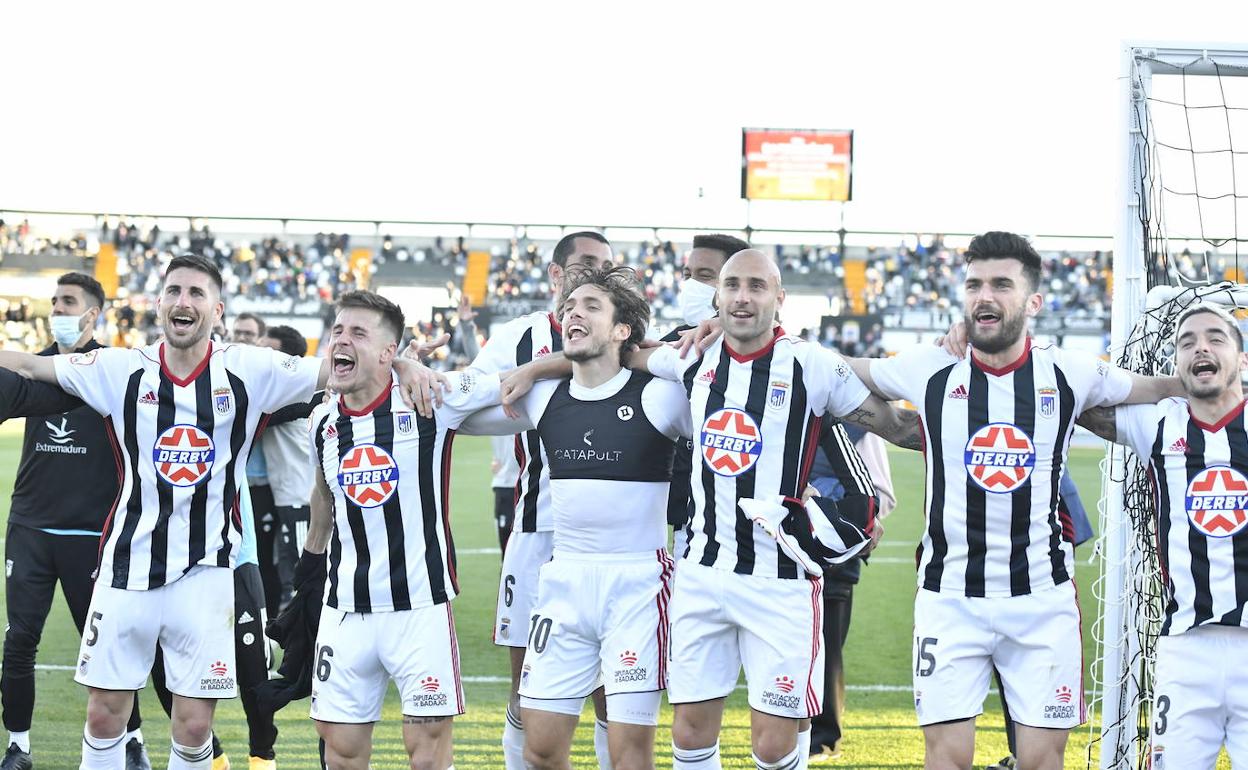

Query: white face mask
left=677, top=279, right=718, bottom=326
left=49, top=314, right=86, bottom=347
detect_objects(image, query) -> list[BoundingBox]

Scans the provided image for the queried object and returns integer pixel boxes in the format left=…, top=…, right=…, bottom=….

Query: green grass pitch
left=0, top=421, right=1229, bottom=768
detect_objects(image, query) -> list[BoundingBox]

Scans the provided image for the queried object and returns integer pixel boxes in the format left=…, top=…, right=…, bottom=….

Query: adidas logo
left=138, top=390, right=158, bottom=405
left=237, top=611, right=254, bottom=624
left=535, top=345, right=551, bottom=358
left=696, top=369, right=716, bottom=385
left=1168, top=437, right=1188, bottom=454
left=326, top=425, right=337, bottom=438
left=948, top=384, right=968, bottom=400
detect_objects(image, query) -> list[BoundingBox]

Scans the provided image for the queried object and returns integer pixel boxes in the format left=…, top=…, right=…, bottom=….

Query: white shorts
left=667, top=561, right=825, bottom=719
left=518, top=550, right=674, bottom=707
left=494, top=530, right=554, bottom=647
left=911, top=582, right=1085, bottom=728
left=1148, top=624, right=1248, bottom=768
left=75, top=565, right=235, bottom=698
left=311, top=602, right=465, bottom=723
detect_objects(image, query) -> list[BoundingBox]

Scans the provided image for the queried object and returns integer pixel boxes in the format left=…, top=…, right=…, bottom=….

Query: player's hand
left=801, top=484, right=820, bottom=504
left=935, top=320, right=968, bottom=359
left=677, top=317, right=723, bottom=358
left=403, top=334, right=451, bottom=362
left=863, top=519, right=885, bottom=557
left=490, top=458, right=501, bottom=474
left=457, top=294, right=476, bottom=325
left=501, top=368, right=536, bottom=419
left=393, top=358, right=449, bottom=418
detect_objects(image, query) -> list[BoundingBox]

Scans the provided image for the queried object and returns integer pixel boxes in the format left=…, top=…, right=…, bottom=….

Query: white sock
left=673, top=741, right=722, bottom=769
left=502, top=703, right=526, bottom=770
left=79, top=727, right=126, bottom=770
left=168, top=736, right=214, bottom=770
left=8, top=731, right=29, bottom=753
left=126, top=728, right=143, bottom=745
left=594, top=719, right=613, bottom=770
left=754, top=744, right=802, bottom=770
left=796, top=727, right=811, bottom=768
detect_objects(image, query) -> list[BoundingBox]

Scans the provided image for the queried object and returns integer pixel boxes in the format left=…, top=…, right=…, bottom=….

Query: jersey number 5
left=915, top=636, right=938, bottom=677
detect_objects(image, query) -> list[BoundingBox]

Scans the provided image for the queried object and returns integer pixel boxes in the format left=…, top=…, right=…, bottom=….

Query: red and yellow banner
left=741, top=128, right=853, bottom=201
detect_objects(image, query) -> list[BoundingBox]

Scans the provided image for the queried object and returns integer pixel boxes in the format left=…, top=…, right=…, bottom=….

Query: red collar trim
left=159, top=341, right=213, bottom=388
left=548, top=312, right=562, bottom=334
left=971, top=338, right=1032, bottom=377
left=1189, top=398, right=1248, bottom=433
left=725, top=327, right=785, bottom=364
left=339, top=381, right=394, bottom=417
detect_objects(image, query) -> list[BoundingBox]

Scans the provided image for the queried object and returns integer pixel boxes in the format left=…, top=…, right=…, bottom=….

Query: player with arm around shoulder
left=302, top=291, right=509, bottom=770
left=847, top=232, right=1179, bottom=770
left=461, top=265, right=690, bottom=770
left=1078, top=303, right=1248, bottom=769
left=620, top=249, right=914, bottom=770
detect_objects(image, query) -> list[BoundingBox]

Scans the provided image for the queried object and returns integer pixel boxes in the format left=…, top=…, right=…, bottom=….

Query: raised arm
left=0, top=351, right=59, bottom=383
left=1075, top=405, right=1119, bottom=443
left=0, top=366, right=83, bottom=420
left=840, top=393, right=923, bottom=451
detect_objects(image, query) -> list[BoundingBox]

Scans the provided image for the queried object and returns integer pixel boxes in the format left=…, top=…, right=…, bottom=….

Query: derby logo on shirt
left=337, top=444, right=400, bottom=508
left=963, top=423, right=1035, bottom=493
left=152, top=425, right=216, bottom=487
left=700, top=408, right=762, bottom=477
left=1185, top=465, right=1248, bottom=537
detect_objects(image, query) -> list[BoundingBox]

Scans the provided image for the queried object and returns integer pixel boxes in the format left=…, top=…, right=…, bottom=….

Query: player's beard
left=1178, top=359, right=1237, bottom=400
left=163, top=315, right=209, bottom=350
left=565, top=337, right=608, bottom=363
left=966, top=304, right=1027, bottom=355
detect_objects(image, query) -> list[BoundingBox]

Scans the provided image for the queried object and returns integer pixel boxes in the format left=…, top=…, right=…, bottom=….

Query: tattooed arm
left=841, top=393, right=924, bottom=451
left=1076, top=405, right=1118, bottom=443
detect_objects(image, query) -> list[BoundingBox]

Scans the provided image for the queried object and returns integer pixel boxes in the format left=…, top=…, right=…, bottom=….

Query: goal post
left=1092, top=42, right=1248, bottom=770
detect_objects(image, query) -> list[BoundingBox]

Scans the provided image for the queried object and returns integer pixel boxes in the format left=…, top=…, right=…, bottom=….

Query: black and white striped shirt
left=53, top=342, right=321, bottom=590
left=1118, top=398, right=1248, bottom=635
left=311, top=371, right=501, bottom=612
left=468, top=311, right=562, bottom=533
left=648, top=329, right=871, bottom=579
left=871, top=341, right=1133, bottom=597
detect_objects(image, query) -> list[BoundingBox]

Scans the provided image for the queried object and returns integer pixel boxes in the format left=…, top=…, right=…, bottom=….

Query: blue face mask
left=50, top=314, right=86, bottom=347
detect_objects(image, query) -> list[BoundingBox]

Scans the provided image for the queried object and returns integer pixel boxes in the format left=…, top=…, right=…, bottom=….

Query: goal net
left=1087, top=45, right=1248, bottom=769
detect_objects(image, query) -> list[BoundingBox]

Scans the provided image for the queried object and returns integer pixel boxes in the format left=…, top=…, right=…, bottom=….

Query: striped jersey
left=468, top=311, right=562, bottom=532
left=1117, top=398, right=1248, bottom=635
left=871, top=341, right=1133, bottom=597
left=647, top=329, right=871, bottom=579
left=52, top=342, right=321, bottom=590
left=311, top=371, right=501, bottom=612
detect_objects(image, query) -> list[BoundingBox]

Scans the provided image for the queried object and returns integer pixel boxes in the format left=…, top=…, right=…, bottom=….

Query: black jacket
left=5, top=341, right=119, bottom=532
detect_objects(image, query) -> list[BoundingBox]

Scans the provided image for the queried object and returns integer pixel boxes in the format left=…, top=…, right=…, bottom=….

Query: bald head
left=718, top=249, right=785, bottom=353
left=721, top=249, right=782, bottom=290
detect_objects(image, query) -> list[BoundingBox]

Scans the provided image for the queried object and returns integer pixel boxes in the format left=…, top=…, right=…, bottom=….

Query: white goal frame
left=1097, top=42, right=1248, bottom=770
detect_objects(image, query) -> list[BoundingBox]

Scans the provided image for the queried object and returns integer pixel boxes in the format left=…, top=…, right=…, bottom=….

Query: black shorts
left=234, top=562, right=269, bottom=688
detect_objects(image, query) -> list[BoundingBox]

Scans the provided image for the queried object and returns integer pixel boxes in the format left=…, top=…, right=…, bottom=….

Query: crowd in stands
left=1, top=217, right=1143, bottom=356
left=859, top=236, right=1112, bottom=318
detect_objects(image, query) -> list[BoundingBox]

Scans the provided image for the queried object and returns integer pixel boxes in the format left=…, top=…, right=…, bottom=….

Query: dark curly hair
left=559, top=263, right=650, bottom=357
